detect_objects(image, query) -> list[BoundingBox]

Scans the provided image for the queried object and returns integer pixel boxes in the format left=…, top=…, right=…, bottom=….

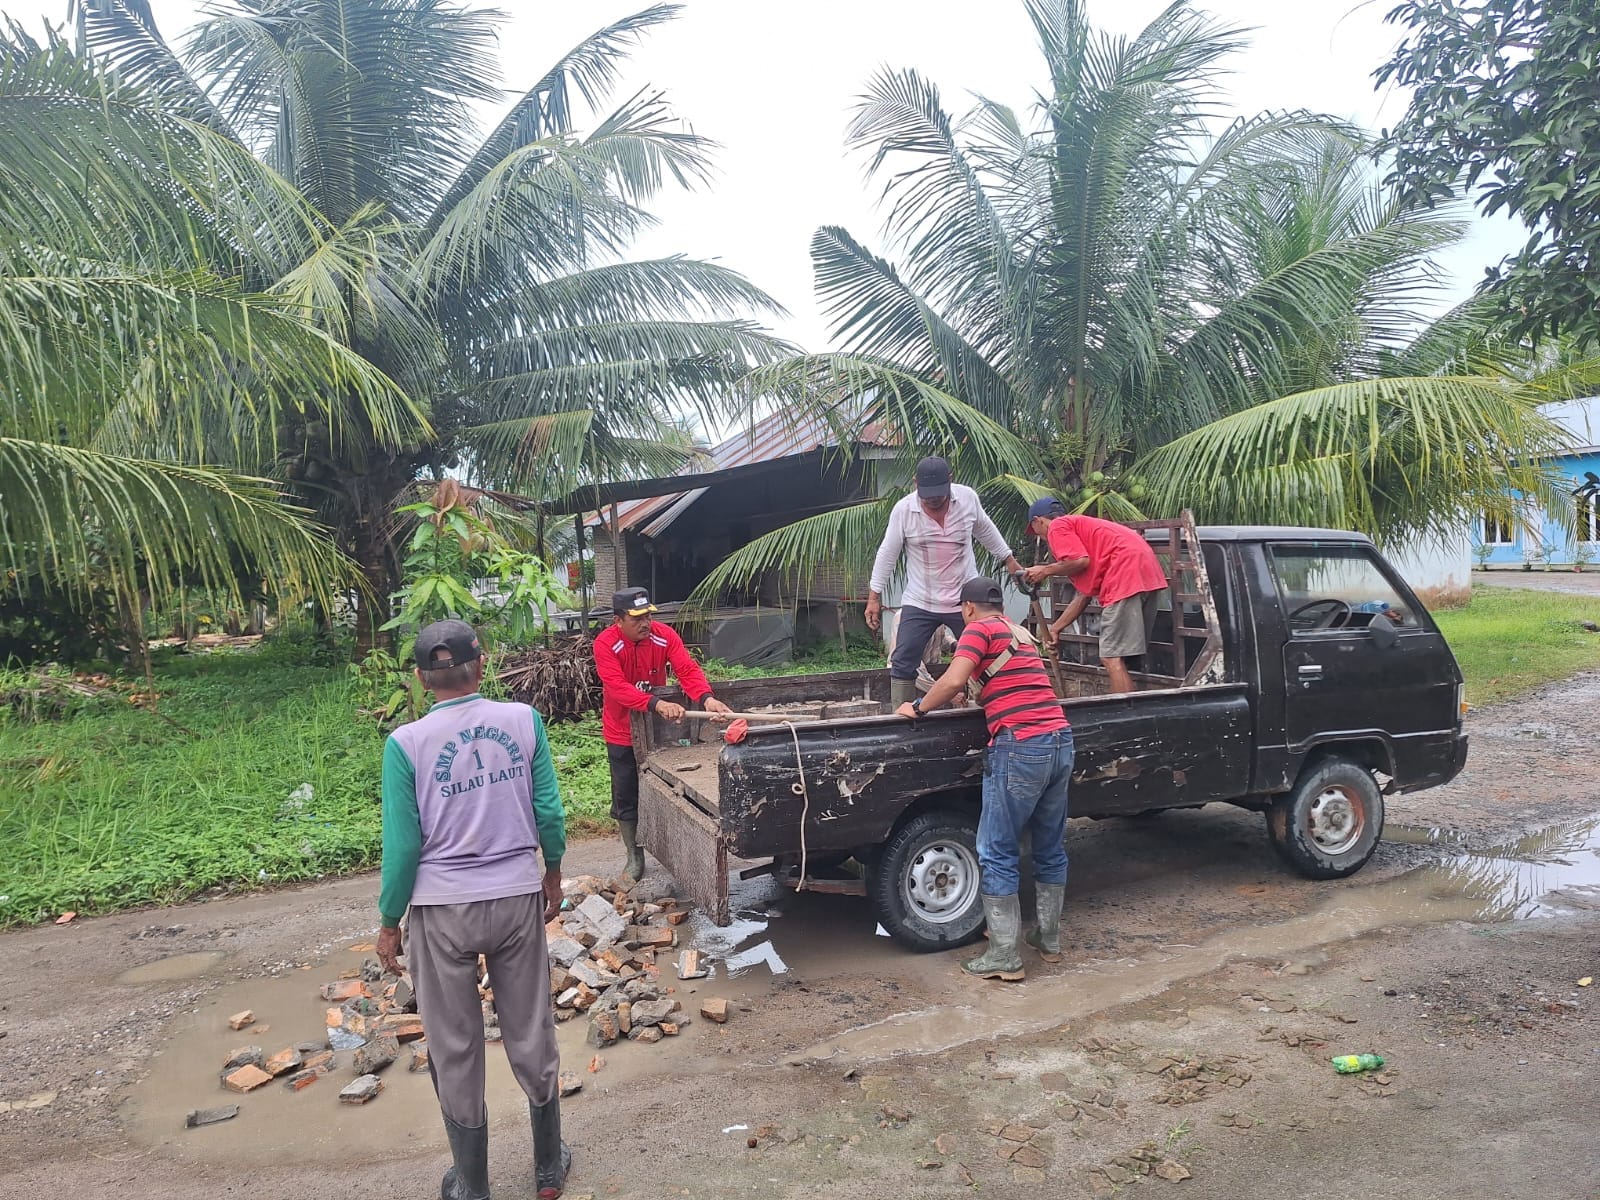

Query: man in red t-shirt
left=1022, top=499, right=1168, bottom=694
left=593, top=588, right=731, bottom=881
left=896, top=577, right=1074, bottom=981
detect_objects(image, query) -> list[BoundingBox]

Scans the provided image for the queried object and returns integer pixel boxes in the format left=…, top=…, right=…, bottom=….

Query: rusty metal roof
left=590, top=407, right=890, bottom=536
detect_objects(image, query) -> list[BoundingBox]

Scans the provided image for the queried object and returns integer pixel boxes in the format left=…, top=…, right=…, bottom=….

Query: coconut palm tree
left=0, top=25, right=422, bottom=650
left=694, top=0, right=1576, bottom=606
left=74, top=0, right=789, bottom=653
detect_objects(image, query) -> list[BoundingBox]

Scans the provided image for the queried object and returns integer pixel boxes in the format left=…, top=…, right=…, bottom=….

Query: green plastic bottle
left=1331, top=1053, right=1384, bottom=1074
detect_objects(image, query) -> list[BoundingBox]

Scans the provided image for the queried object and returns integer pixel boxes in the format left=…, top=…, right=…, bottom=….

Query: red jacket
left=593, top=620, right=714, bottom=745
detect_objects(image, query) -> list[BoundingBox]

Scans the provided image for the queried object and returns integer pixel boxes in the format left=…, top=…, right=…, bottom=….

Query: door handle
left=1297, top=664, right=1323, bottom=679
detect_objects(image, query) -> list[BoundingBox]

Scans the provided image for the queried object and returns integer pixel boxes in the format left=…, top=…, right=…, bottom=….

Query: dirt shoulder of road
left=3, top=675, right=1598, bottom=1199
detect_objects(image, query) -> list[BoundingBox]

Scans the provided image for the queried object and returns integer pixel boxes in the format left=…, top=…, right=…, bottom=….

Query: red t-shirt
left=953, top=617, right=1069, bottom=743
left=1046, top=515, right=1167, bottom=605
left=592, top=621, right=713, bottom=745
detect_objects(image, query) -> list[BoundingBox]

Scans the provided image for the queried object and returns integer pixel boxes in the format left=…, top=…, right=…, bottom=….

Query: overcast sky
left=11, top=0, right=1525, bottom=348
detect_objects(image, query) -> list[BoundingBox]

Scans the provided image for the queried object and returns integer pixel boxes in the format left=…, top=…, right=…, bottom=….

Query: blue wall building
left=1478, top=397, right=1600, bottom=568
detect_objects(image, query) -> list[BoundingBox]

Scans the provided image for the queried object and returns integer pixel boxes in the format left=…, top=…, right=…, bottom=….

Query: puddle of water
left=1383, top=824, right=1471, bottom=848
left=792, top=813, right=1600, bottom=1064
left=123, top=938, right=782, bottom=1165
left=115, top=951, right=229, bottom=984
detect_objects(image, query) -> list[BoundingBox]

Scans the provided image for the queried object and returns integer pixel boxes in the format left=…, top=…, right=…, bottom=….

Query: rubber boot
left=531, top=1098, right=573, bottom=1200
left=962, top=894, right=1026, bottom=981
left=1024, top=882, right=1066, bottom=963
left=440, top=1114, right=491, bottom=1200
left=617, top=820, right=645, bottom=885
left=890, top=678, right=918, bottom=708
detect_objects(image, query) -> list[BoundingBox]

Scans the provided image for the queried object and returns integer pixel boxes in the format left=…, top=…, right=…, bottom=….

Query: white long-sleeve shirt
left=870, top=484, right=1014, bottom=613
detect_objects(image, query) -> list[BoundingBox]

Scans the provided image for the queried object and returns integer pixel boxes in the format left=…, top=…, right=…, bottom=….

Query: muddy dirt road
left=4, top=677, right=1599, bottom=1199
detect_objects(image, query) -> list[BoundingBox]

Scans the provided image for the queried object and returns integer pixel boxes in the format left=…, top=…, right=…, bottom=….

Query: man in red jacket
left=1022, top=500, right=1168, bottom=694
left=593, top=587, right=731, bottom=882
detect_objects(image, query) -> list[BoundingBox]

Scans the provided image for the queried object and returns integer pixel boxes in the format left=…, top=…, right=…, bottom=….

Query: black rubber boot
left=531, top=1098, right=573, bottom=1200
left=441, top=1115, right=491, bottom=1200
left=618, top=820, right=646, bottom=885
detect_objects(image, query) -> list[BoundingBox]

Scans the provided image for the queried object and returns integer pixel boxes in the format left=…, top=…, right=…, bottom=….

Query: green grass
left=0, top=636, right=890, bottom=926
left=27, top=588, right=1594, bottom=928
left=1434, top=585, right=1600, bottom=706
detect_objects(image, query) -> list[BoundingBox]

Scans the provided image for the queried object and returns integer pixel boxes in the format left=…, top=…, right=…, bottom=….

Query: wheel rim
left=1306, top=785, right=1365, bottom=856
left=901, top=840, right=980, bottom=924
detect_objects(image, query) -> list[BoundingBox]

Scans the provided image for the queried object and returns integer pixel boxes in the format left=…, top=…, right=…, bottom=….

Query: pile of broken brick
left=189, top=875, right=727, bottom=1127
left=205, top=954, right=428, bottom=1115
left=546, top=875, right=729, bottom=1053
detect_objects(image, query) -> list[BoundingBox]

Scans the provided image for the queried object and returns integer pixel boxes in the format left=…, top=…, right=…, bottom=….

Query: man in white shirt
left=866, top=457, right=1023, bottom=706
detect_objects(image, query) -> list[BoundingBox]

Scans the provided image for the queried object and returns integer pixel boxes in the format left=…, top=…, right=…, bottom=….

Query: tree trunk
left=352, top=512, right=393, bottom=660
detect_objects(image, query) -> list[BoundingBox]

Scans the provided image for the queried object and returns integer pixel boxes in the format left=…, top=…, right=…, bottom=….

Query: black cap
left=915, top=456, right=952, bottom=500
left=414, top=619, right=482, bottom=668
left=960, top=576, right=1004, bottom=607
left=612, top=587, right=657, bottom=617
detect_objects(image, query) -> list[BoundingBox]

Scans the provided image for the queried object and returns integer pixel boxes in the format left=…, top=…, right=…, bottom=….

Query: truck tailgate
left=637, top=769, right=730, bottom=924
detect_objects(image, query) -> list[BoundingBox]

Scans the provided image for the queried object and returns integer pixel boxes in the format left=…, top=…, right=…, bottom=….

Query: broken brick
left=631, top=1026, right=663, bottom=1044
left=587, top=1011, right=619, bottom=1048
left=573, top=983, right=599, bottom=1011
left=629, top=998, right=675, bottom=1027
left=676, top=949, right=706, bottom=980
left=227, top=1010, right=255, bottom=1031
left=283, top=1067, right=327, bottom=1091
left=302, top=1050, right=334, bottom=1072
left=664, top=910, right=689, bottom=926
left=587, top=1054, right=605, bottom=1074
left=569, top=959, right=620, bottom=990
left=630, top=926, right=675, bottom=949
left=617, top=1000, right=633, bottom=1035
left=222, top=1046, right=263, bottom=1071
left=660, top=1022, right=679, bottom=1037
left=558, top=1071, right=582, bottom=1097
left=409, top=1043, right=430, bottom=1072
left=550, top=965, right=576, bottom=994
left=320, top=980, right=370, bottom=1003
left=548, top=937, right=587, bottom=968
left=700, top=997, right=729, bottom=1024
left=381, top=1013, right=425, bottom=1042
left=339, top=1074, right=382, bottom=1104
left=597, top=947, right=626, bottom=973
left=354, top=1034, right=399, bottom=1075
left=262, top=1047, right=304, bottom=1077
left=185, top=1105, right=239, bottom=1128
left=221, top=1064, right=273, bottom=1093
left=555, top=987, right=582, bottom=1009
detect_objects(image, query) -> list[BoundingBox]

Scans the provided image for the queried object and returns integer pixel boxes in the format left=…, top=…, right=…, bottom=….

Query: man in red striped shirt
left=895, top=577, right=1074, bottom=981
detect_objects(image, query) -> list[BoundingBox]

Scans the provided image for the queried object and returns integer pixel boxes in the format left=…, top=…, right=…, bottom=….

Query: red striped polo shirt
left=952, top=616, right=1069, bottom=743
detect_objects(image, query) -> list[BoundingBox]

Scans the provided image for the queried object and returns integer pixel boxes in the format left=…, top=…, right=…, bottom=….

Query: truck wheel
left=869, top=810, right=986, bottom=952
left=1266, top=758, right=1384, bottom=879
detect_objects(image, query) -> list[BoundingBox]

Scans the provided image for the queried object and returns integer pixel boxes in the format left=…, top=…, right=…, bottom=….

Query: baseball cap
left=414, top=619, right=482, bottom=668
left=915, top=456, right=952, bottom=500
left=1027, top=496, right=1067, bottom=521
left=612, top=587, right=657, bottom=617
left=960, top=576, right=1005, bottom=607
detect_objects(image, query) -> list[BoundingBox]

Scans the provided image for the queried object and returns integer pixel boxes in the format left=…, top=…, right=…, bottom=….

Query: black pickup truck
left=634, top=521, right=1469, bottom=950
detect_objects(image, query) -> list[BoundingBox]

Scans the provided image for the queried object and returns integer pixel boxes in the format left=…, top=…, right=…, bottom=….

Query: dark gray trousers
left=406, top=891, right=560, bottom=1125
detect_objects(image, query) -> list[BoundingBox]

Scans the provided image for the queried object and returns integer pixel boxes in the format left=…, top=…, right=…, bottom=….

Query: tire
left=869, top=810, right=986, bottom=952
left=1265, top=757, right=1384, bottom=879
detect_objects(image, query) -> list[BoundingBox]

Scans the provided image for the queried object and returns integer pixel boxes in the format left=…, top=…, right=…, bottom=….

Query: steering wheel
left=1288, top=598, right=1352, bottom=631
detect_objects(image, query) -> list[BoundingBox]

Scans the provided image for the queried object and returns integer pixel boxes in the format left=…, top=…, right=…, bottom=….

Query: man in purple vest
left=376, top=620, right=571, bottom=1200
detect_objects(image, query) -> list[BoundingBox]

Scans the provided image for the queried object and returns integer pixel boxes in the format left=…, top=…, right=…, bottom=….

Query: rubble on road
left=339, top=1074, right=383, bottom=1105
left=185, top=1105, right=239, bottom=1128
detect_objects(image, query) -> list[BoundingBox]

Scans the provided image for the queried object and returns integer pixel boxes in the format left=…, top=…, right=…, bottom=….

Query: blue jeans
left=976, top=727, right=1074, bottom=897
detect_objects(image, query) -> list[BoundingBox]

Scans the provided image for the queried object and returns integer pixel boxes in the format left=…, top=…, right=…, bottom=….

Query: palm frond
left=0, top=437, right=353, bottom=607
left=427, top=4, right=684, bottom=231
left=1134, top=377, right=1573, bottom=545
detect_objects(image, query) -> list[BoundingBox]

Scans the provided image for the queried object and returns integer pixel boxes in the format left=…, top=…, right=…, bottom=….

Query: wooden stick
left=678, top=710, right=827, bottom=723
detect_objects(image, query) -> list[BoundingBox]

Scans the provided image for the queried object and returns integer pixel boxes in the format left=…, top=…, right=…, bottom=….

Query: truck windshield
left=1269, top=545, right=1419, bottom=633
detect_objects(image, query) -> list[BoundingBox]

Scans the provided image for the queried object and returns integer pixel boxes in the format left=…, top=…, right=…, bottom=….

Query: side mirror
left=1368, top=617, right=1399, bottom=650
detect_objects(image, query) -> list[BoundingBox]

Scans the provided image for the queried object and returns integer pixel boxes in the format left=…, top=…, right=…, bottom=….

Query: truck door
left=1268, top=542, right=1458, bottom=753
